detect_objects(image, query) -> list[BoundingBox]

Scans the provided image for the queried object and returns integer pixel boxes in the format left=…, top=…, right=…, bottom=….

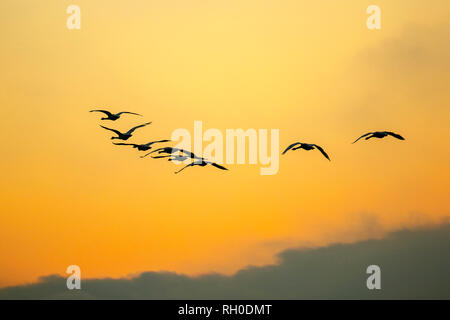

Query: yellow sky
left=0, top=0, right=449, bottom=288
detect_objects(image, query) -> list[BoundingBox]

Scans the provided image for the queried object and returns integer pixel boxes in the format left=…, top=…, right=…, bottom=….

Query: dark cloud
left=1, top=224, right=449, bottom=299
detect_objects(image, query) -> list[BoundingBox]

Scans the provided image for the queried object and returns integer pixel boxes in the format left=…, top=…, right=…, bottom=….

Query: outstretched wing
left=174, top=162, right=196, bottom=174
left=282, top=142, right=302, bottom=155
left=140, top=152, right=152, bottom=158
left=386, top=131, right=405, bottom=140
left=179, top=149, right=198, bottom=158
left=352, top=132, right=373, bottom=144
left=152, top=155, right=172, bottom=159
left=116, top=111, right=142, bottom=117
left=211, top=163, right=228, bottom=170
left=151, top=147, right=168, bottom=153
left=90, top=109, right=113, bottom=117
left=147, top=139, right=171, bottom=145
left=313, top=144, right=330, bottom=161
left=125, top=122, right=152, bottom=135
left=100, top=125, right=122, bottom=136
left=113, top=143, right=137, bottom=147
left=155, top=147, right=198, bottom=158
left=140, top=146, right=174, bottom=158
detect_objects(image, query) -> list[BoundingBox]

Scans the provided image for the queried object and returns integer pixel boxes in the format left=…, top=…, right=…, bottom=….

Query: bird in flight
left=174, top=160, right=228, bottom=174
left=282, top=142, right=330, bottom=161
left=141, top=147, right=195, bottom=159
left=100, top=122, right=151, bottom=140
left=113, top=140, right=170, bottom=151
left=152, top=153, right=205, bottom=162
left=352, top=131, right=405, bottom=144
left=90, top=109, right=142, bottom=121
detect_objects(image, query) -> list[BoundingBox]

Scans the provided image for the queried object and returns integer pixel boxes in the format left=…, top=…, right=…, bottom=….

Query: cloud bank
left=1, top=224, right=449, bottom=299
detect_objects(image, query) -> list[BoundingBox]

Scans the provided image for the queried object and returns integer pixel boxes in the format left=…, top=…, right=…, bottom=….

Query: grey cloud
left=1, top=223, right=449, bottom=299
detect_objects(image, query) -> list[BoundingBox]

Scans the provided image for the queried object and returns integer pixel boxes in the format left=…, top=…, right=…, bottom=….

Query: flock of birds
left=282, top=131, right=405, bottom=160
left=90, top=109, right=228, bottom=174
left=90, top=109, right=405, bottom=173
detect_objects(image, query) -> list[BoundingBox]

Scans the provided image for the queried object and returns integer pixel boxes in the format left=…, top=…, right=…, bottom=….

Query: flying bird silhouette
left=174, top=160, right=228, bottom=174
left=100, top=122, right=151, bottom=140
left=282, top=142, right=330, bottom=161
left=90, top=109, right=142, bottom=120
left=113, top=140, right=170, bottom=151
left=352, top=131, right=405, bottom=144
left=152, top=153, right=204, bottom=162
left=141, top=147, right=194, bottom=159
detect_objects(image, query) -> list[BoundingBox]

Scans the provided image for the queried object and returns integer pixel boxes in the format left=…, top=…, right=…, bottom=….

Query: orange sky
left=0, top=0, right=449, bottom=288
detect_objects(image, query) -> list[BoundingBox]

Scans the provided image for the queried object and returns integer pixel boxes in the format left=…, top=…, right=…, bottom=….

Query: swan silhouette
left=90, top=109, right=142, bottom=120
left=151, top=153, right=204, bottom=162
left=100, top=122, right=151, bottom=140
left=113, top=140, right=170, bottom=151
left=141, top=147, right=194, bottom=159
left=352, top=131, right=405, bottom=144
left=282, top=142, right=330, bottom=161
left=174, top=160, right=228, bottom=174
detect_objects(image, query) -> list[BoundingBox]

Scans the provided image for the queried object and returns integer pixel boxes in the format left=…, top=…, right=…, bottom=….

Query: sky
left=0, top=0, right=449, bottom=293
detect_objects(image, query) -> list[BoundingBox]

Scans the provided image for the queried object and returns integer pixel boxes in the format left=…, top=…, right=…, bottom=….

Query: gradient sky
left=0, top=0, right=449, bottom=288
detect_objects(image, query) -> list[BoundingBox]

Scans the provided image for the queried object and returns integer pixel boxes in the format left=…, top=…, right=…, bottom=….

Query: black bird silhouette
left=282, top=142, right=330, bottom=161
left=152, top=153, right=204, bottom=162
left=113, top=140, right=170, bottom=151
left=352, top=131, right=405, bottom=144
left=100, top=122, right=151, bottom=140
left=174, top=160, right=228, bottom=174
left=141, top=147, right=194, bottom=159
left=90, top=109, right=142, bottom=120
